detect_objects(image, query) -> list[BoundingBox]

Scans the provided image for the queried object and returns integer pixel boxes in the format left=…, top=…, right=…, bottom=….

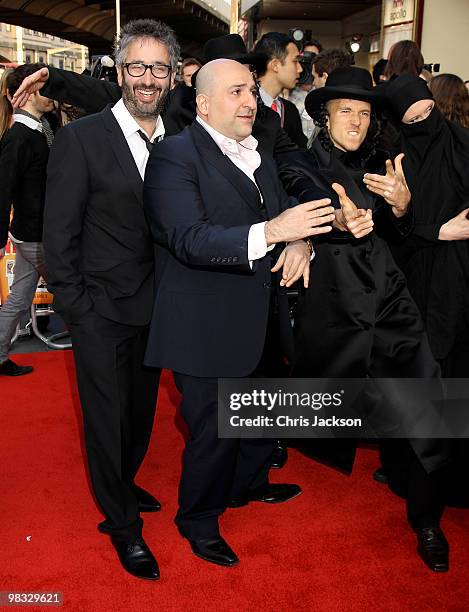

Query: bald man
left=143, top=59, right=335, bottom=566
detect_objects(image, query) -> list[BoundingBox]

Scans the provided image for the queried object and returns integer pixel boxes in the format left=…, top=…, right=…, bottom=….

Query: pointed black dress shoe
left=270, top=440, right=288, bottom=469
left=133, top=485, right=162, bottom=512
left=415, top=526, right=449, bottom=572
left=111, top=536, right=160, bottom=580
left=0, top=359, right=33, bottom=376
left=229, top=483, right=302, bottom=508
left=188, top=536, right=239, bottom=567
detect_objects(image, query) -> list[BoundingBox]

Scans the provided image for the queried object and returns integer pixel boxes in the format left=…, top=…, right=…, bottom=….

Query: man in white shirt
left=253, top=32, right=307, bottom=148
left=0, top=63, right=54, bottom=376
left=143, top=58, right=335, bottom=568
left=43, top=19, right=180, bottom=581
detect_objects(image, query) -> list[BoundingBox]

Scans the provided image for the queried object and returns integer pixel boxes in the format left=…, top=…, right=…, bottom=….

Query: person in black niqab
left=381, top=74, right=469, bottom=510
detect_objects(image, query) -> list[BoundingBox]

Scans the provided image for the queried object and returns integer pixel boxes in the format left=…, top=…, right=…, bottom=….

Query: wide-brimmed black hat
left=202, top=34, right=267, bottom=70
left=305, top=67, right=381, bottom=117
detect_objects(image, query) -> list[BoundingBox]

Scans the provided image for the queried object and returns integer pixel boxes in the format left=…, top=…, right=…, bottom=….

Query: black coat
left=278, top=140, right=448, bottom=475
left=279, top=96, right=307, bottom=149
left=44, top=105, right=155, bottom=326
left=143, top=121, right=295, bottom=378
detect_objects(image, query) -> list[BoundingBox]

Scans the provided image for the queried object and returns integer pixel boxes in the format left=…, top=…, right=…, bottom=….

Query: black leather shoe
left=133, top=485, right=162, bottom=512
left=111, top=536, right=160, bottom=580
left=415, top=527, right=449, bottom=572
left=229, top=483, right=302, bottom=508
left=373, top=467, right=388, bottom=484
left=270, top=440, right=288, bottom=469
left=0, top=359, right=33, bottom=376
left=189, top=536, right=239, bottom=567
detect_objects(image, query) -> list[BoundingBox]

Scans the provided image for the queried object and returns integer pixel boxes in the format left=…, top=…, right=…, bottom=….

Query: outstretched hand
left=331, top=183, right=374, bottom=239
left=11, top=67, right=49, bottom=108
left=363, top=153, right=410, bottom=216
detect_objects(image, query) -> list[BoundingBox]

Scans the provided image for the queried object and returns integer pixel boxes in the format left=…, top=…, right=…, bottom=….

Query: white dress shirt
left=111, top=98, right=165, bottom=179
left=196, top=115, right=274, bottom=263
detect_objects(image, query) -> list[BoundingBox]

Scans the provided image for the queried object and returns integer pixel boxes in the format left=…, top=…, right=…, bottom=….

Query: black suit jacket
left=44, top=105, right=155, bottom=326
left=0, top=122, right=49, bottom=248
left=280, top=97, right=307, bottom=149
left=143, top=121, right=296, bottom=377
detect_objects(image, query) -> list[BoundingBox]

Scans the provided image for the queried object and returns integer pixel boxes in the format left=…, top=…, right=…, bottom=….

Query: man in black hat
left=278, top=66, right=451, bottom=573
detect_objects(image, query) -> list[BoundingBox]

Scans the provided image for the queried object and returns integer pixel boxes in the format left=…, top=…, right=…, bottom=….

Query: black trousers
left=173, top=305, right=287, bottom=540
left=173, top=373, right=275, bottom=539
left=69, top=311, right=160, bottom=540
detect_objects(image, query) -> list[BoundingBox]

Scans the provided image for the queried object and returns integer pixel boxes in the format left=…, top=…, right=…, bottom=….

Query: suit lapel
left=101, top=105, right=143, bottom=206
left=190, top=122, right=265, bottom=218
left=254, top=159, right=277, bottom=220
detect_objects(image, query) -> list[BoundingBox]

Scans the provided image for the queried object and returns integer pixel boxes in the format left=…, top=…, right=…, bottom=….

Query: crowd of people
left=0, top=19, right=468, bottom=581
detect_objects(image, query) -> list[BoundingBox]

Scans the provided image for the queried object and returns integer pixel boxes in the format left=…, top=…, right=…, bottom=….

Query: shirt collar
left=196, top=115, right=258, bottom=155
left=13, top=111, right=42, bottom=132
left=111, top=98, right=165, bottom=142
left=258, top=87, right=278, bottom=109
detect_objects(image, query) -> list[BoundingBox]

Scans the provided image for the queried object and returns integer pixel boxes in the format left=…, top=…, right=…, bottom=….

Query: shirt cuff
left=248, top=222, right=275, bottom=267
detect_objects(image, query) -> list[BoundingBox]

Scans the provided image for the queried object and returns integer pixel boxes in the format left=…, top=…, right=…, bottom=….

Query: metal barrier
left=29, top=304, right=72, bottom=350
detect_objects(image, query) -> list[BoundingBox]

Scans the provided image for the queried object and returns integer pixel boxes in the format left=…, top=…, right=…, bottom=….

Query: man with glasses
left=43, top=19, right=180, bottom=581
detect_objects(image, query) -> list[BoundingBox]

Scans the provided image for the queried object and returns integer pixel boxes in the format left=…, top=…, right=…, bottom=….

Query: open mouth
left=134, top=87, right=160, bottom=104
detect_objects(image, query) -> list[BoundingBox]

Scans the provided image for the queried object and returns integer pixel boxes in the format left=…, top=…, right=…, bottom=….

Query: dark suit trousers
left=69, top=311, right=160, bottom=540
left=173, top=307, right=286, bottom=540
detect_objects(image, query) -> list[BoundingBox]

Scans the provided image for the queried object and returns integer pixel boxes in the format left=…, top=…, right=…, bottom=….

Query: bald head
left=196, top=58, right=250, bottom=94
left=195, top=59, right=258, bottom=141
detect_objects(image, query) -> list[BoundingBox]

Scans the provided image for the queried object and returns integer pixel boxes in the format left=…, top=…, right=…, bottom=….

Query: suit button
left=330, top=287, right=337, bottom=294
left=333, top=250, right=340, bottom=256
left=233, top=257, right=239, bottom=263
left=365, top=287, right=374, bottom=294
left=263, top=282, right=271, bottom=289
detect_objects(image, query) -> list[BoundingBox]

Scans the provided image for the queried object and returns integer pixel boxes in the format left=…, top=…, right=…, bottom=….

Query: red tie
left=271, top=101, right=278, bottom=113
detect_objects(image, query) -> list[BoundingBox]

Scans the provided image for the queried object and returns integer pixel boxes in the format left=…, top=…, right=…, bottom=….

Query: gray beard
left=121, top=80, right=169, bottom=120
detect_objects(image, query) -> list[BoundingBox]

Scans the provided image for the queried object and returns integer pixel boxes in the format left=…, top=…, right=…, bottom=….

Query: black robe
left=278, top=139, right=449, bottom=475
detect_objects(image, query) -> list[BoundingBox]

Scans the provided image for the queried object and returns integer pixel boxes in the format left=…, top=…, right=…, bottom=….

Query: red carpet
left=1, top=352, right=468, bottom=611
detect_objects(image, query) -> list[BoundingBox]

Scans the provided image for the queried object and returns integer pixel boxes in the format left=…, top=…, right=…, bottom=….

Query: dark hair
left=384, top=40, right=424, bottom=80
left=180, top=57, right=202, bottom=73
left=114, top=19, right=180, bottom=71
left=372, top=59, right=388, bottom=85
left=304, top=39, right=323, bottom=53
left=313, top=101, right=381, bottom=166
left=429, top=73, right=469, bottom=129
left=254, top=32, right=294, bottom=76
left=312, top=49, right=353, bottom=77
left=0, top=63, right=46, bottom=139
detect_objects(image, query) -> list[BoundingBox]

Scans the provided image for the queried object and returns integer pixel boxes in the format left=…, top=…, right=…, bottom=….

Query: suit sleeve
left=143, top=143, right=252, bottom=272
left=41, top=67, right=120, bottom=114
left=0, top=131, right=31, bottom=248
left=43, top=126, right=93, bottom=323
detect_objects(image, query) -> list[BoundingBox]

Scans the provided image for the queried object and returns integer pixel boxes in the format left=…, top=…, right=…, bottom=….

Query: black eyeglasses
left=123, top=62, right=172, bottom=79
